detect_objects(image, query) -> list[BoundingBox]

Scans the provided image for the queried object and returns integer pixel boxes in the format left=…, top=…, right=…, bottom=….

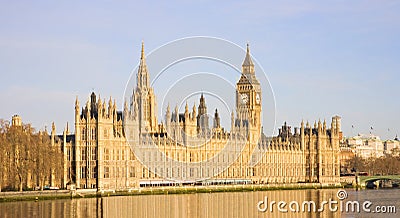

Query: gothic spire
left=185, top=101, right=189, bottom=115
left=137, top=41, right=150, bottom=89
left=141, top=40, right=145, bottom=60
left=242, top=43, right=255, bottom=74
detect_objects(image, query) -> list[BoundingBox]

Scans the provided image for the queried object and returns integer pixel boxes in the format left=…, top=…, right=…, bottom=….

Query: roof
left=242, top=43, right=254, bottom=67
left=237, top=73, right=260, bottom=85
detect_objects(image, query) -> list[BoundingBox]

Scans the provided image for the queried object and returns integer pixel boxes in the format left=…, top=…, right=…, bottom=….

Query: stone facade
left=345, top=134, right=385, bottom=158
left=56, top=43, right=341, bottom=190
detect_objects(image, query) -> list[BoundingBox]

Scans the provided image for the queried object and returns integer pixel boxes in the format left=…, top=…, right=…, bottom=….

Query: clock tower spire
left=236, top=43, right=262, bottom=134
left=242, top=43, right=255, bottom=74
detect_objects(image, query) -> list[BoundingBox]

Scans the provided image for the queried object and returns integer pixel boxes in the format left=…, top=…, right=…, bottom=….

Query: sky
left=0, top=0, right=399, bottom=140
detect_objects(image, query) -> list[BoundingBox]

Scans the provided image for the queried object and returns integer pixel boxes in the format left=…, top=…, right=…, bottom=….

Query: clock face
left=241, top=93, right=248, bottom=104
left=256, top=93, right=260, bottom=104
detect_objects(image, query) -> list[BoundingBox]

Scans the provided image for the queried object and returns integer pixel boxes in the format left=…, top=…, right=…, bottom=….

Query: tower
left=197, top=94, right=209, bottom=133
left=213, top=109, right=221, bottom=129
left=11, top=115, right=22, bottom=127
left=133, top=42, right=158, bottom=133
left=236, top=44, right=262, bottom=136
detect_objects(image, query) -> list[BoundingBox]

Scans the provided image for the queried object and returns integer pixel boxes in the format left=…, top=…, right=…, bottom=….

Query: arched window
left=81, top=128, right=86, bottom=140
left=91, top=128, right=96, bottom=140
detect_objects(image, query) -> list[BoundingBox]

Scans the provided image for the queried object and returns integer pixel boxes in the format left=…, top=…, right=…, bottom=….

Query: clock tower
left=236, top=44, right=262, bottom=135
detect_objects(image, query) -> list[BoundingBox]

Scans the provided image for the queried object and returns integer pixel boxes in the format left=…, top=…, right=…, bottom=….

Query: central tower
left=236, top=44, right=262, bottom=136
left=133, top=42, right=158, bottom=133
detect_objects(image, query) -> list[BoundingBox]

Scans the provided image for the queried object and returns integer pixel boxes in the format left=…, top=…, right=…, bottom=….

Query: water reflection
left=1, top=189, right=397, bottom=218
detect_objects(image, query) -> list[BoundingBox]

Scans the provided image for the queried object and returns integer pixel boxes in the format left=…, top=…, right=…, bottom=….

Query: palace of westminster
left=28, top=43, right=342, bottom=189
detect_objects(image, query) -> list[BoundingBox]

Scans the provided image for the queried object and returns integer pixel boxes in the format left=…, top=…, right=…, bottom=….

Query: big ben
left=236, top=44, right=262, bottom=138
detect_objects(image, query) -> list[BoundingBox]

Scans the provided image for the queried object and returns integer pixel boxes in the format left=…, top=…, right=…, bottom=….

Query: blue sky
left=0, top=0, right=399, bottom=139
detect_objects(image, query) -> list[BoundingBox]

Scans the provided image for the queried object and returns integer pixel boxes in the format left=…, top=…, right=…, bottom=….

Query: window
left=91, top=128, right=96, bottom=140
left=81, top=167, right=86, bottom=178
left=105, top=149, right=109, bottom=160
left=104, top=167, right=110, bottom=178
left=130, top=167, right=135, bottom=177
left=92, top=167, right=97, bottom=178
left=92, top=148, right=96, bottom=160
left=81, top=128, right=86, bottom=141
left=142, top=168, right=146, bottom=178
left=67, top=167, right=71, bottom=179
left=81, top=148, right=86, bottom=161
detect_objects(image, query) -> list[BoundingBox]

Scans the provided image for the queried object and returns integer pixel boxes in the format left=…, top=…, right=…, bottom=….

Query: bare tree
left=0, top=119, right=68, bottom=191
left=344, top=153, right=400, bottom=176
left=0, top=119, right=9, bottom=192
left=6, top=124, right=30, bottom=191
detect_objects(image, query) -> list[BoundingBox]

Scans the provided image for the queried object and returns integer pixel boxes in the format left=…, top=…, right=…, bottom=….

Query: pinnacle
left=141, top=40, right=145, bottom=60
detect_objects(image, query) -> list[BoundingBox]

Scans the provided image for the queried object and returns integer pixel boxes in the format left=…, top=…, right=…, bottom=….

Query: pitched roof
left=242, top=43, right=254, bottom=67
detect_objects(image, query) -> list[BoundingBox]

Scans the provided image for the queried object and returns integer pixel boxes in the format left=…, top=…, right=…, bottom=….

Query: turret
left=98, top=97, right=103, bottom=118
left=197, top=94, right=209, bottom=132
left=231, top=111, right=235, bottom=131
left=184, top=102, right=189, bottom=119
left=192, top=103, right=196, bottom=121
left=214, top=109, right=220, bottom=128
left=11, top=115, right=22, bottom=127
left=66, top=122, right=70, bottom=135
left=90, top=92, right=97, bottom=115
left=318, top=119, right=322, bottom=132
left=174, top=105, right=179, bottom=123
left=86, top=99, right=90, bottom=119
left=113, top=100, right=117, bottom=121
left=333, top=115, right=342, bottom=138
left=108, top=97, right=113, bottom=118
left=51, top=122, right=56, bottom=146
left=75, top=96, right=80, bottom=121
left=165, top=104, right=171, bottom=132
left=166, top=104, right=171, bottom=122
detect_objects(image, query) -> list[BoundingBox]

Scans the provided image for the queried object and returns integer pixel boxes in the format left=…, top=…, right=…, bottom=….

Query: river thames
left=0, top=188, right=398, bottom=217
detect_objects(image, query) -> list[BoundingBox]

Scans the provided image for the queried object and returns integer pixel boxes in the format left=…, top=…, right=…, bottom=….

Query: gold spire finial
left=141, top=40, right=145, bottom=60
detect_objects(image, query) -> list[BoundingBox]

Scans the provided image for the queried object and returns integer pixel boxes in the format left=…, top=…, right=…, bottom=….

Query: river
left=0, top=188, right=398, bottom=217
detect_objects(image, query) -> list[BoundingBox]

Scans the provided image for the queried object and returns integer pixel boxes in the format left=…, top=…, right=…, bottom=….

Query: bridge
left=360, top=175, right=400, bottom=183
left=359, top=175, right=400, bottom=188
